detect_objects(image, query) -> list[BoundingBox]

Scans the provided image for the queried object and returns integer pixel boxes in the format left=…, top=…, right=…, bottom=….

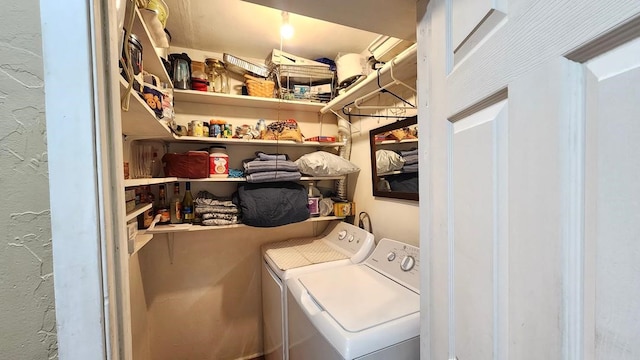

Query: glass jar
left=205, top=58, right=229, bottom=94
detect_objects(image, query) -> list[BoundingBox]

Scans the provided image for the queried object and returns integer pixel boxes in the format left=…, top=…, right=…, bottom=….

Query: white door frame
left=40, top=0, right=125, bottom=358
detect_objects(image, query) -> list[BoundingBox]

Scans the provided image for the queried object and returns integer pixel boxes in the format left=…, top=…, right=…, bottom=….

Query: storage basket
left=244, top=74, right=275, bottom=98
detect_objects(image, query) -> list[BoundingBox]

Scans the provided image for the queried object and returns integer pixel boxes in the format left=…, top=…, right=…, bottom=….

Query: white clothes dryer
left=286, top=238, right=420, bottom=360
left=261, top=221, right=375, bottom=360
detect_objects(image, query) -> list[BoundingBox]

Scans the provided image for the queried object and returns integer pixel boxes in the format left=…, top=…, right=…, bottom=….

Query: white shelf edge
left=169, top=135, right=346, bottom=147
left=131, top=233, right=154, bottom=255
left=124, top=177, right=178, bottom=187
left=321, top=44, right=417, bottom=114
left=125, top=176, right=345, bottom=185
left=173, top=88, right=326, bottom=112
left=125, top=203, right=152, bottom=222
left=146, top=216, right=345, bottom=234
left=375, top=138, right=419, bottom=145
left=131, top=6, right=172, bottom=86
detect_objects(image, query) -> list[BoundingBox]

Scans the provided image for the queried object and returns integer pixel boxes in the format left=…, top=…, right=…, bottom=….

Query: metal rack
left=270, top=64, right=336, bottom=103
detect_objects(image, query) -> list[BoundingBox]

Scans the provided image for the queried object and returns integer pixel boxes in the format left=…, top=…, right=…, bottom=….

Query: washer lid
left=264, top=238, right=348, bottom=271
left=299, top=265, right=419, bottom=332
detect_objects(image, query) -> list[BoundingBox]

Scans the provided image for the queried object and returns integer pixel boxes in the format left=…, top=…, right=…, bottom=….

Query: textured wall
left=0, top=1, right=57, bottom=359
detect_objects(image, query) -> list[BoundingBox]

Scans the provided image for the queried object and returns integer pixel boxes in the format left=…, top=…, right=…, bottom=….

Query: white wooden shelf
left=321, top=44, right=417, bottom=115
left=125, top=203, right=152, bottom=222
left=126, top=5, right=172, bottom=86
left=131, top=233, right=154, bottom=255
left=124, top=175, right=345, bottom=187
left=124, top=177, right=178, bottom=187
left=167, top=135, right=345, bottom=147
left=146, top=216, right=345, bottom=234
left=173, top=89, right=326, bottom=112
left=375, top=138, right=419, bottom=145
left=120, top=78, right=173, bottom=138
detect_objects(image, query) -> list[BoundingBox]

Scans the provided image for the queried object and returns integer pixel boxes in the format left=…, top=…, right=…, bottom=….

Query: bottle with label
left=138, top=185, right=155, bottom=229
left=182, top=181, right=194, bottom=223
left=170, top=182, right=182, bottom=224
left=307, top=181, right=321, bottom=217
left=156, top=184, right=170, bottom=224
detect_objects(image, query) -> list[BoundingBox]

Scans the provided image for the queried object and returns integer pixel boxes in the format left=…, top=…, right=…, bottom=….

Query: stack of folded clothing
left=243, top=152, right=301, bottom=183
left=401, top=149, right=419, bottom=173
left=194, top=190, right=241, bottom=226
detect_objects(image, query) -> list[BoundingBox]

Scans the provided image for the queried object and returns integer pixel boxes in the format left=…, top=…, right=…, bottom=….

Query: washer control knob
left=387, top=252, right=396, bottom=261
left=347, top=234, right=355, bottom=242
left=338, top=230, right=347, bottom=240
left=400, top=255, right=415, bottom=271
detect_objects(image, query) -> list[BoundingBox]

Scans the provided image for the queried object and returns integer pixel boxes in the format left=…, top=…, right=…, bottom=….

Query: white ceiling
left=163, top=0, right=416, bottom=62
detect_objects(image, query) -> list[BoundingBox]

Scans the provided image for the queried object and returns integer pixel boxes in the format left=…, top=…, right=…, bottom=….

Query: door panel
left=452, top=100, right=508, bottom=360
left=584, top=44, right=640, bottom=360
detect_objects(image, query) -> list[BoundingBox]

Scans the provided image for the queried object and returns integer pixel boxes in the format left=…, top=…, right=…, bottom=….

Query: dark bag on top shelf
left=162, top=151, right=209, bottom=178
left=234, top=181, right=309, bottom=227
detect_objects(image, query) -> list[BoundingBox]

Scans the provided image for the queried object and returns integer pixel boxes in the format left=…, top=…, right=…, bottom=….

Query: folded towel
left=243, top=159, right=299, bottom=174
left=246, top=171, right=302, bottom=183
left=195, top=205, right=240, bottom=215
left=400, top=149, right=418, bottom=157
left=402, top=164, right=419, bottom=173
left=256, top=152, right=288, bottom=161
left=202, top=218, right=240, bottom=226
left=201, top=212, right=239, bottom=222
left=402, top=154, right=419, bottom=165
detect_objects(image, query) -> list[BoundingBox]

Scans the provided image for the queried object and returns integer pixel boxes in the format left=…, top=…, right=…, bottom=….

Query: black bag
left=234, top=182, right=309, bottom=227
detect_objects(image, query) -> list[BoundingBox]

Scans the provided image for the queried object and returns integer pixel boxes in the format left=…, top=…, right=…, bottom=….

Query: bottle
left=138, top=185, right=155, bottom=229
left=307, top=181, right=321, bottom=217
left=170, top=182, right=182, bottom=224
left=156, top=184, right=170, bottom=224
left=182, top=181, right=194, bottom=223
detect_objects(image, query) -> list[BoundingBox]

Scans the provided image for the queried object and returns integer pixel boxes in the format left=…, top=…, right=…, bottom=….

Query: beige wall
left=131, top=222, right=329, bottom=360
left=348, top=84, right=419, bottom=246
left=0, top=1, right=57, bottom=359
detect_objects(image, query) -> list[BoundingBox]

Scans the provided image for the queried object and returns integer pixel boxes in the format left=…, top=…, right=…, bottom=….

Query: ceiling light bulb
left=280, top=11, right=294, bottom=39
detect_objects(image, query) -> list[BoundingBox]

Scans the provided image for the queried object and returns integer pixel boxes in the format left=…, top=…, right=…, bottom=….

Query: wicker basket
left=244, top=74, right=275, bottom=98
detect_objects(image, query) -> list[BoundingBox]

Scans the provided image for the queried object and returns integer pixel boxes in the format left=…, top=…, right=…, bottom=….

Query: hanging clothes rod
left=340, top=55, right=417, bottom=118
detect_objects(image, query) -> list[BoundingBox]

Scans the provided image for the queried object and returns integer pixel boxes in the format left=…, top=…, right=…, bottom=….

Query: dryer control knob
left=400, top=255, right=415, bottom=271
left=338, top=230, right=347, bottom=240
left=387, top=252, right=396, bottom=261
left=347, top=234, right=354, bottom=242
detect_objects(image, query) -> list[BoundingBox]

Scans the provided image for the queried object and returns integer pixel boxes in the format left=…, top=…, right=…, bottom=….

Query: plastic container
left=209, top=146, right=229, bottom=177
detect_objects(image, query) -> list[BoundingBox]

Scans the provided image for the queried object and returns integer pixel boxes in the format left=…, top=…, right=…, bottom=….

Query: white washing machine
left=261, top=221, right=375, bottom=360
left=286, top=238, right=420, bottom=360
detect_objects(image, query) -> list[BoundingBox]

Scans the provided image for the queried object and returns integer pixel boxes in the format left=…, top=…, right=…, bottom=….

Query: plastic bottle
left=156, top=184, right=170, bottom=224
left=182, top=181, right=194, bottom=223
left=169, top=182, right=182, bottom=224
left=209, top=146, right=229, bottom=177
left=307, top=181, right=321, bottom=217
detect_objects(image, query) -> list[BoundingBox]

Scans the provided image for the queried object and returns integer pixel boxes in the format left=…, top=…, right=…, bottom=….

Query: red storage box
left=162, top=151, right=209, bottom=178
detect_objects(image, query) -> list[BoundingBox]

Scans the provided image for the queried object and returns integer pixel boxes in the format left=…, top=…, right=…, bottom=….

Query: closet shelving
left=173, top=88, right=326, bottom=112
left=124, top=176, right=344, bottom=187
left=120, top=3, right=416, bottom=252
left=321, top=44, right=417, bottom=116
left=145, top=216, right=346, bottom=234
left=375, top=138, right=419, bottom=145
left=125, top=6, right=172, bottom=85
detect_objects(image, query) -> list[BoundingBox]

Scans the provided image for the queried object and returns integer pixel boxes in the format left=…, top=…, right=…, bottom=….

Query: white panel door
left=584, top=39, right=640, bottom=360
left=418, top=1, right=640, bottom=359
left=452, top=101, right=508, bottom=360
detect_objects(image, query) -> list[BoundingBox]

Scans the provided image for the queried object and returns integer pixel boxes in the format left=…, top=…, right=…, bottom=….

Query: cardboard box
left=126, top=219, right=138, bottom=242
left=125, top=199, right=136, bottom=213
left=334, top=202, right=355, bottom=217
